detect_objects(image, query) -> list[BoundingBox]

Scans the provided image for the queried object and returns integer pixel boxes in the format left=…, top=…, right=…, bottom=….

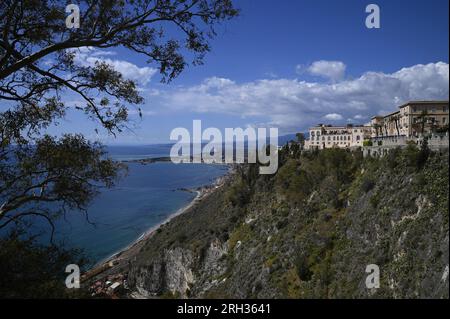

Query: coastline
left=95, top=189, right=202, bottom=267
left=81, top=169, right=231, bottom=283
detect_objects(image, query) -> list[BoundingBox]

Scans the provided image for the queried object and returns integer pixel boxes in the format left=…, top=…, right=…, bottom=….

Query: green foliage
left=275, top=159, right=312, bottom=204
left=361, top=177, right=375, bottom=193
left=417, top=138, right=431, bottom=170
left=392, top=141, right=431, bottom=171
left=0, top=1, right=239, bottom=133
left=370, top=193, right=380, bottom=208
left=0, top=134, right=125, bottom=233
left=295, top=254, right=313, bottom=282
left=0, top=231, right=89, bottom=298
left=226, top=177, right=251, bottom=207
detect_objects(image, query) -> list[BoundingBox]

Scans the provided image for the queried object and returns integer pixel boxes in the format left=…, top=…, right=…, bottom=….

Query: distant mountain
left=278, top=134, right=298, bottom=145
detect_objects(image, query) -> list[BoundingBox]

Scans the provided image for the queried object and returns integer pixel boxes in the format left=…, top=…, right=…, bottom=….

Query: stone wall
left=363, top=134, right=449, bottom=157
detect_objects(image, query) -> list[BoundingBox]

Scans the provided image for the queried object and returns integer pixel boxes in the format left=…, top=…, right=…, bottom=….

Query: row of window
left=313, top=142, right=352, bottom=147
left=411, top=117, right=448, bottom=124
left=311, top=129, right=365, bottom=136
left=312, top=135, right=362, bottom=142
left=411, top=106, right=449, bottom=113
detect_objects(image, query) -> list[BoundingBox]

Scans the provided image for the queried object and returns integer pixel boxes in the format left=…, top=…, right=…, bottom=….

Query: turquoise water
left=32, top=146, right=228, bottom=265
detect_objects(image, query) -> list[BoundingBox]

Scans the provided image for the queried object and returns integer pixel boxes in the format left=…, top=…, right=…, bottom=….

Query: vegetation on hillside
left=128, top=143, right=449, bottom=299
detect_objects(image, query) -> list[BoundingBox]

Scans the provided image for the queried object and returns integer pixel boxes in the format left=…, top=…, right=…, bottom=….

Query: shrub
left=361, top=177, right=375, bottom=193
left=276, top=218, right=289, bottom=230
left=226, top=178, right=251, bottom=207
left=295, top=254, right=313, bottom=282
left=386, top=147, right=401, bottom=169
left=370, top=193, right=380, bottom=208
left=416, top=138, right=431, bottom=170
left=404, top=143, right=420, bottom=168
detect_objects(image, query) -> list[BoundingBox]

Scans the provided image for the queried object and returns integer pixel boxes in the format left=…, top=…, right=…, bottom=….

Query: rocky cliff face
left=129, top=240, right=228, bottom=298
left=126, top=147, right=449, bottom=299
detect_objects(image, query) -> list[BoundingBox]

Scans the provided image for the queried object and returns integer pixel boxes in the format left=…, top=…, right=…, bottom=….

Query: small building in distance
left=305, top=124, right=372, bottom=150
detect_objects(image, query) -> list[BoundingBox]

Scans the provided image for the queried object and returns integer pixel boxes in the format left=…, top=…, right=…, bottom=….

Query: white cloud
left=153, top=62, right=449, bottom=133
left=307, top=60, right=347, bottom=82
left=324, top=113, right=344, bottom=121
left=71, top=47, right=157, bottom=86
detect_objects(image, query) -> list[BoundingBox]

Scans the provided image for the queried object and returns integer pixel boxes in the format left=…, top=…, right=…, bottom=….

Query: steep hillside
left=127, top=145, right=449, bottom=299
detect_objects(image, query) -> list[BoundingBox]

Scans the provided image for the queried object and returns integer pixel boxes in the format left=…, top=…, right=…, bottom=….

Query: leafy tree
left=412, top=110, right=430, bottom=136
left=372, top=123, right=381, bottom=137
left=0, top=229, right=89, bottom=298
left=416, top=137, right=431, bottom=170
left=1, top=0, right=237, bottom=132
left=296, top=132, right=305, bottom=149
left=0, top=134, right=124, bottom=237
left=390, top=114, right=401, bottom=136
left=1, top=0, right=238, bottom=232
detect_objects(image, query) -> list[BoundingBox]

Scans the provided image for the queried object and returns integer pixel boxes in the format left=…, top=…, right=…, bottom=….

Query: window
left=356, top=135, right=360, bottom=141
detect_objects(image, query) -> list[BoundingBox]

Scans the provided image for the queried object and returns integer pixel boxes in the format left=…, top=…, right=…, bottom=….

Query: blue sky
left=48, top=0, right=450, bottom=144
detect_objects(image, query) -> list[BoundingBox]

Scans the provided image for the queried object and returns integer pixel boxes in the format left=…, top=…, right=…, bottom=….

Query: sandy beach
left=81, top=172, right=230, bottom=284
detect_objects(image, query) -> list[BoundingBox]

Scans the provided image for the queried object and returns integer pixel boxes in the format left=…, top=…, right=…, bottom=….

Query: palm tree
left=391, top=115, right=401, bottom=136
left=296, top=133, right=305, bottom=150
left=429, top=117, right=438, bottom=134
left=373, top=123, right=381, bottom=138
left=418, top=110, right=429, bottom=136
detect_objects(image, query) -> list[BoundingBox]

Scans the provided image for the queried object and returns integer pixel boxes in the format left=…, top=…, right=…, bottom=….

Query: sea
left=27, top=145, right=228, bottom=265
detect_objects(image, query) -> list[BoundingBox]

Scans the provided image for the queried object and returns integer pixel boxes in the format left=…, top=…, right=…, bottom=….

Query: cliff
left=126, top=145, right=449, bottom=299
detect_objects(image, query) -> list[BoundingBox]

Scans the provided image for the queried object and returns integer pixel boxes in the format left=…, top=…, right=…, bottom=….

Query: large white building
left=305, top=124, right=371, bottom=150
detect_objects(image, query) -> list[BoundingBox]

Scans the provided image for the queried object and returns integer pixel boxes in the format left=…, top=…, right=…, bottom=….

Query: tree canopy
left=0, top=0, right=238, bottom=133
left=0, top=0, right=238, bottom=253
